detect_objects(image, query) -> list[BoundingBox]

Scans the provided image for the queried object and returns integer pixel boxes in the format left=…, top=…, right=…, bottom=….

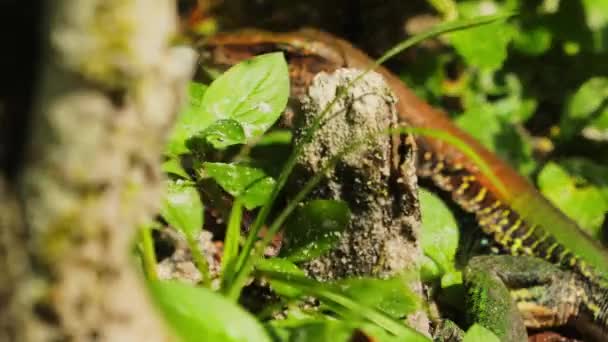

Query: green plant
left=139, top=13, right=512, bottom=342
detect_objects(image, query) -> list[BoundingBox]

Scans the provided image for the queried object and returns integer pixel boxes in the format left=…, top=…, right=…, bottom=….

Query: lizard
left=196, top=28, right=608, bottom=341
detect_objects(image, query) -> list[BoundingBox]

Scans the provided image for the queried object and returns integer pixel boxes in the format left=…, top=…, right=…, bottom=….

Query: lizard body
left=198, top=28, right=608, bottom=339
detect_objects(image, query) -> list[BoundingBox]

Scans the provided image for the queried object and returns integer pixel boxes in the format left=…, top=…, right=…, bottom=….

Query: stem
left=221, top=199, right=243, bottom=290
left=139, top=225, right=158, bottom=281
left=187, top=233, right=211, bottom=286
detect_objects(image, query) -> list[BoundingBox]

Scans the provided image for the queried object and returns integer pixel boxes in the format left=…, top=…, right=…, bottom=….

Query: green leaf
left=538, top=162, right=608, bottom=238
left=491, top=74, right=537, bottom=124
left=221, top=200, right=243, bottom=284
left=166, top=82, right=212, bottom=156
left=281, top=200, right=350, bottom=262
left=331, top=276, right=419, bottom=319
left=257, top=270, right=430, bottom=341
left=582, top=0, right=608, bottom=32
left=188, top=81, right=207, bottom=108
left=162, top=157, right=189, bottom=179
left=419, top=188, right=460, bottom=283
left=512, top=25, right=552, bottom=56
left=455, top=105, right=535, bottom=176
left=257, top=258, right=306, bottom=298
left=201, top=52, right=289, bottom=140
left=462, top=324, right=500, bottom=342
left=448, top=3, right=513, bottom=70
left=561, top=77, right=608, bottom=138
left=561, top=158, right=608, bottom=201
left=419, top=255, right=442, bottom=282
left=149, top=281, right=271, bottom=342
left=160, top=180, right=203, bottom=239
left=282, top=321, right=404, bottom=342
left=440, top=270, right=463, bottom=288
left=286, top=321, right=355, bottom=342
left=255, top=129, right=293, bottom=146
left=199, top=119, right=246, bottom=149
left=588, top=106, right=608, bottom=132
left=203, top=162, right=276, bottom=210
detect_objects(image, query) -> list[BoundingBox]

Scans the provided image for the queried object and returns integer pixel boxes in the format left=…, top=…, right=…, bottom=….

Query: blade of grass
left=221, top=198, right=243, bottom=285
left=186, top=232, right=211, bottom=287
left=227, top=13, right=516, bottom=297
left=139, top=224, right=159, bottom=281
left=257, top=270, right=431, bottom=342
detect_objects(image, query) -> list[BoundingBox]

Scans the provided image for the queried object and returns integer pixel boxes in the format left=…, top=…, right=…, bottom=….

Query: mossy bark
left=0, top=1, right=195, bottom=340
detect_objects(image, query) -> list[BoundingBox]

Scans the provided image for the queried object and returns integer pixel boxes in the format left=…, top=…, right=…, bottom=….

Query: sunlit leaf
left=162, top=157, right=189, bottom=179
left=149, top=281, right=271, bottom=342
left=332, top=276, right=419, bottom=319
left=561, top=77, right=608, bottom=139
left=166, top=82, right=212, bottom=156
left=257, top=258, right=306, bottom=298
left=512, top=25, right=552, bottom=56
left=160, top=180, right=203, bottom=239
left=538, top=162, right=608, bottom=238
left=455, top=105, right=535, bottom=176
left=199, top=119, right=246, bottom=149
left=419, top=188, right=460, bottom=284
left=449, top=3, right=513, bottom=70
left=462, top=324, right=500, bottom=342
left=203, top=162, right=275, bottom=210
left=201, top=52, right=289, bottom=140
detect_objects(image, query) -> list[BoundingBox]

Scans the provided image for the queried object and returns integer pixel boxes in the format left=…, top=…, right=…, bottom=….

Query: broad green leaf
left=240, top=177, right=275, bottom=210
left=512, top=25, right=552, bottom=56
left=588, top=106, right=608, bottom=132
left=162, top=157, right=189, bottom=179
left=188, top=81, right=207, bottom=108
left=462, top=324, right=500, bottom=342
left=201, top=52, right=289, bottom=140
left=582, top=0, right=608, bottom=32
left=203, top=162, right=276, bottom=210
left=419, top=189, right=460, bottom=283
left=440, top=270, right=463, bottom=288
left=149, top=281, right=271, bottom=342
left=166, top=82, right=212, bottom=156
left=561, top=158, right=608, bottom=201
left=448, top=2, right=513, bottom=70
left=199, top=119, right=246, bottom=149
left=160, top=180, right=203, bottom=239
left=538, top=162, right=608, bottom=238
left=281, top=200, right=350, bottom=262
left=419, top=254, right=442, bottom=282
left=257, top=258, right=305, bottom=298
left=332, top=276, right=419, bottom=319
left=455, top=105, right=535, bottom=176
left=561, top=77, right=608, bottom=138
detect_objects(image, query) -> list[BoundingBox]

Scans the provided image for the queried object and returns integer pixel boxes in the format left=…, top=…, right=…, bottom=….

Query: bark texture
left=291, top=68, right=429, bottom=334
left=1, top=1, right=195, bottom=341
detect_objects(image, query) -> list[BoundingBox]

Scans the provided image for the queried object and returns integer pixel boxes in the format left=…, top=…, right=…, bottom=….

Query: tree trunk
left=0, top=1, right=195, bottom=340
